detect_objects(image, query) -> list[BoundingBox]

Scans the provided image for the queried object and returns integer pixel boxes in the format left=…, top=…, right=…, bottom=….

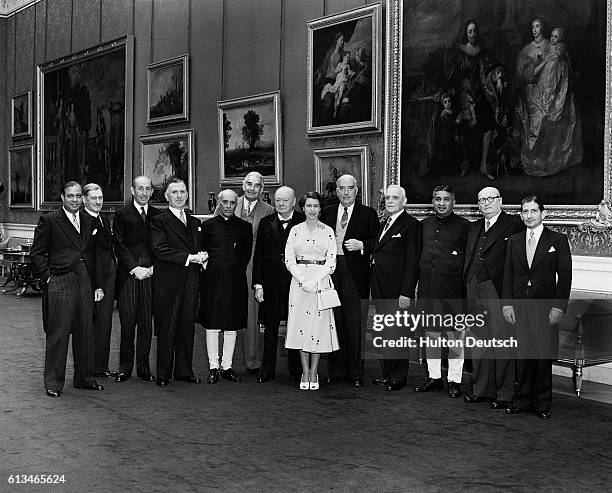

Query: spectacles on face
left=478, top=196, right=500, bottom=205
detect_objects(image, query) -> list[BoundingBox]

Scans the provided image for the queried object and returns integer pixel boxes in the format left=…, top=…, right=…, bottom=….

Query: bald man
left=252, top=187, right=304, bottom=382
left=463, top=186, right=523, bottom=408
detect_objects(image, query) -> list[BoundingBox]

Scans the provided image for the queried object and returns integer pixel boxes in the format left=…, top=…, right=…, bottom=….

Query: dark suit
left=463, top=211, right=524, bottom=401
left=502, top=227, right=572, bottom=412
left=252, top=212, right=305, bottom=378
left=371, top=211, right=422, bottom=383
left=151, top=209, right=202, bottom=381
left=321, top=203, right=379, bottom=381
left=30, top=208, right=107, bottom=392
left=113, top=202, right=160, bottom=377
left=91, top=212, right=117, bottom=374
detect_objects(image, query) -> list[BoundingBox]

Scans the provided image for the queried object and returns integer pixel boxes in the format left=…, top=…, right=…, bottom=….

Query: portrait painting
left=314, top=145, right=369, bottom=207
left=307, top=3, right=382, bottom=136
left=400, top=0, right=608, bottom=219
left=140, top=129, right=194, bottom=210
left=8, top=145, right=35, bottom=209
left=218, top=92, right=282, bottom=186
left=37, top=36, right=133, bottom=208
left=11, top=90, right=31, bottom=139
left=147, top=54, right=189, bottom=125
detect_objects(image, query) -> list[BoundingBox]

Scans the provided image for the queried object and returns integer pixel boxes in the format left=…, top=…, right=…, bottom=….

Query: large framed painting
left=307, top=3, right=382, bottom=137
left=11, top=90, right=32, bottom=139
left=218, top=91, right=282, bottom=186
left=147, top=54, right=189, bottom=125
left=36, top=36, right=134, bottom=209
left=8, top=144, right=35, bottom=209
left=140, top=129, right=195, bottom=210
left=397, top=0, right=611, bottom=221
left=314, top=145, right=369, bottom=206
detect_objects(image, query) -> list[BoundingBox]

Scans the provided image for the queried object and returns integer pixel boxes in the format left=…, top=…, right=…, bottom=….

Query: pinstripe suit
left=113, top=202, right=160, bottom=378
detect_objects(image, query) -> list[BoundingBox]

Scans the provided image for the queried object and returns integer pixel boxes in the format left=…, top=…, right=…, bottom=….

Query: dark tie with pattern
left=340, top=207, right=348, bottom=229
left=140, top=206, right=146, bottom=222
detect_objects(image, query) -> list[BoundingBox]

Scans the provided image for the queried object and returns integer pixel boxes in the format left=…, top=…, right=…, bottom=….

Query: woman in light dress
left=285, top=192, right=339, bottom=390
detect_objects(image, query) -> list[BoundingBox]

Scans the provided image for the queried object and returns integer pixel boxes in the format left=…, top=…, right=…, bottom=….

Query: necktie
left=280, top=218, right=291, bottom=228
left=71, top=213, right=80, bottom=233
left=140, top=206, right=146, bottom=222
left=340, top=207, right=348, bottom=229
left=241, top=204, right=249, bottom=219
left=99, top=216, right=104, bottom=227
left=382, top=216, right=392, bottom=235
left=527, top=230, right=536, bottom=267
left=179, top=210, right=186, bottom=226
left=484, top=219, right=491, bottom=233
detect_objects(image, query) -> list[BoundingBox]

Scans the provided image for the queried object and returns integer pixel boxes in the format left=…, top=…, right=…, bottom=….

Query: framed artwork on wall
left=8, top=144, right=35, bottom=209
left=397, top=0, right=611, bottom=222
left=314, top=145, right=369, bottom=206
left=11, top=90, right=32, bottom=139
left=147, top=54, right=189, bottom=125
left=217, top=91, right=282, bottom=186
left=140, top=129, right=195, bottom=210
left=36, top=35, right=134, bottom=209
left=307, top=3, right=382, bottom=137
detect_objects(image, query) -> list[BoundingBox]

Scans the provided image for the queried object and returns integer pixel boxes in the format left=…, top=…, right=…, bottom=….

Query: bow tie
left=279, top=218, right=291, bottom=225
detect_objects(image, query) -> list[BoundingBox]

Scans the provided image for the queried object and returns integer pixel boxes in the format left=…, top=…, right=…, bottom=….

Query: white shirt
left=243, top=199, right=257, bottom=216
left=380, top=210, right=402, bottom=240
left=168, top=206, right=186, bottom=223
left=525, top=223, right=544, bottom=251
left=134, top=201, right=149, bottom=215
left=335, top=202, right=355, bottom=225
left=63, top=207, right=80, bottom=231
left=483, top=211, right=502, bottom=229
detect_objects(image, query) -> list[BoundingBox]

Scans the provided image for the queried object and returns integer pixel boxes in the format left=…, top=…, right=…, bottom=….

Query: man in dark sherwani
left=413, top=185, right=470, bottom=398
left=199, top=189, right=253, bottom=384
left=30, top=181, right=108, bottom=396
left=252, top=186, right=304, bottom=383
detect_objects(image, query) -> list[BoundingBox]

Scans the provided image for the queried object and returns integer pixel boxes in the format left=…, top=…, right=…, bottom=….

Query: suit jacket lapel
left=530, top=228, right=552, bottom=270
left=80, top=210, right=93, bottom=248
left=130, top=203, right=148, bottom=241
left=481, top=212, right=507, bottom=251
left=515, top=230, right=529, bottom=271
left=166, top=211, right=191, bottom=249
left=377, top=212, right=404, bottom=249
left=345, top=203, right=359, bottom=239
left=270, top=215, right=283, bottom=243
left=57, top=209, right=82, bottom=248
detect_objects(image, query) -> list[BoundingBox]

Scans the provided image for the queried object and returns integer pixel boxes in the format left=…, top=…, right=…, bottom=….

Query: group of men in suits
left=30, top=174, right=572, bottom=418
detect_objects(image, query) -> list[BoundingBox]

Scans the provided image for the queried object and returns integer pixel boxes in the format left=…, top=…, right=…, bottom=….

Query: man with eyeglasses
left=113, top=175, right=161, bottom=383
left=30, top=181, right=108, bottom=397
left=321, top=174, right=379, bottom=387
left=463, top=186, right=523, bottom=409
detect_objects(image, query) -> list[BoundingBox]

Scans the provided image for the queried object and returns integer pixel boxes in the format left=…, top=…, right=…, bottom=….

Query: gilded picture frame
left=307, top=3, right=383, bottom=137
left=217, top=91, right=282, bottom=186
left=140, top=129, right=195, bottom=210
left=36, top=35, right=134, bottom=209
left=314, top=145, right=369, bottom=206
left=11, top=90, right=32, bottom=139
left=8, top=144, right=35, bottom=209
left=147, top=54, right=189, bottom=125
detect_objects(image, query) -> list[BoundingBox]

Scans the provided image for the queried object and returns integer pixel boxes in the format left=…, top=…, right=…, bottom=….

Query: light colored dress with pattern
left=284, top=221, right=339, bottom=353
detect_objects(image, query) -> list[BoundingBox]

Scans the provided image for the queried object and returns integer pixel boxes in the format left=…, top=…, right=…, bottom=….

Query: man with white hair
left=370, top=185, right=422, bottom=391
left=463, top=186, right=523, bottom=409
left=200, top=189, right=253, bottom=384
left=235, top=172, right=274, bottom=374
left=252, top=186, right=305, bottom=382
left=321, top=174, right=379, bottom=387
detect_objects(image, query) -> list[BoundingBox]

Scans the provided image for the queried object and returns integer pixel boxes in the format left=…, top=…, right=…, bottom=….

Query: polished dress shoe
left=537, top=411, right=551, bottom=419
left=372, top=377, right=389, bottom=387
left=385, top=380, right=406, bottom=392
left=505, top=406, right=524, bottom=415
left=490, top=400, right=512, bottom=410
left=139, top=374, right=156, bottom=382
left=447, top=382, right=461, bottom=398
left=115, top=372, right=130, bottom=383
left=46, top=389, right=61, bottom=397
left=207, top=369, right=219, bottom=384
left=220, top=368, right=241, bottom=382
left=325, top=376, right=342, bottom=384
left=156, top=378, right=169, bottom=387
left=464, top=393, right=487, bottom=403
left=174, top=376, right=201, bottom=384
left=256, top=370, right=270, bottom=383
left=350, top=378, right=364, bottom=387
left=94, top=370, right=118, bottom=378
left=414, top=377, right=443, bottom=393
left=74, top=383, right=104, bottom=391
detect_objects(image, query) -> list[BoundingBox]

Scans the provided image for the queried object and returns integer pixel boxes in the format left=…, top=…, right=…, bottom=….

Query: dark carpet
left=0, top=293, right=611, bottom=492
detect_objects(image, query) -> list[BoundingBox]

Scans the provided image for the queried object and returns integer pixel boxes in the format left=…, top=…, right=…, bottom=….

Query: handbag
left=317, top=278, right=341, bottom=310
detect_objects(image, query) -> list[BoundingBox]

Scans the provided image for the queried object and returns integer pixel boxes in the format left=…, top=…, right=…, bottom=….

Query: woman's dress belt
left=296, top=259, right=325, bottom=265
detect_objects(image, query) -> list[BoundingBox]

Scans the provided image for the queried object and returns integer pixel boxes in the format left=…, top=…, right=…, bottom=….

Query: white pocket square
left=548, top=246, right=556, bottom=253
left=451, top=250, right=458, bottom=255
left=92, top=229, right=98, bottom=235
left=392, top=233, right=402, bottom=238
left=198, top=226, right=201, bottom=231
